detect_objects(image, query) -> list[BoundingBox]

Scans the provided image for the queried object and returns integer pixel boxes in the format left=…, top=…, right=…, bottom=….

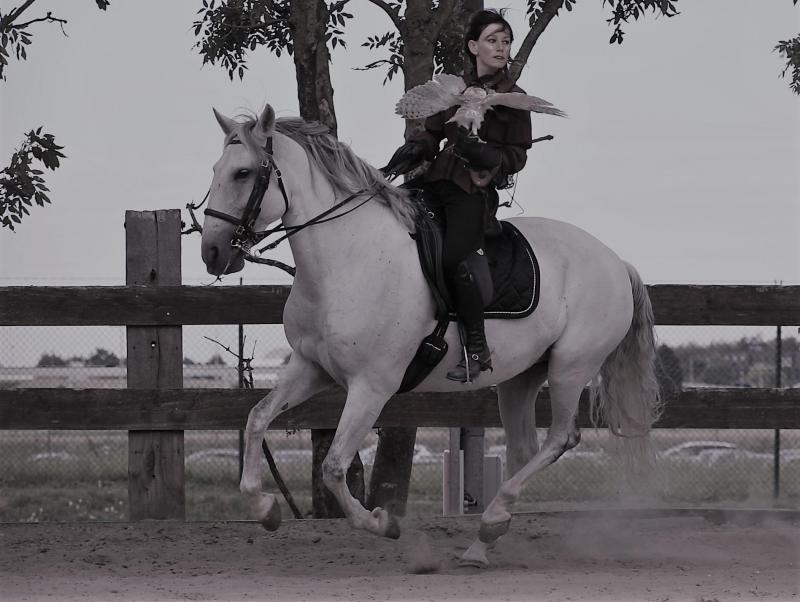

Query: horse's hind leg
left=320, top=381, right=399, bottom=538
left=240, top=353, right=332, bottom=531
left=461, top=369, right=591, bottom=567
left=497, top=362, right=548, bottom=477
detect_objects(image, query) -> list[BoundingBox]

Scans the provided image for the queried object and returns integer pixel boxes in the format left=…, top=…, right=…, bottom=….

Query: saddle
left=398, top=191, right=540, bottom=393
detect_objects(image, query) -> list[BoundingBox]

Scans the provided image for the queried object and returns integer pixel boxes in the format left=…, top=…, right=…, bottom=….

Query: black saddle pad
left=480, top=221, right=540, bottom=319
left=413, top=211, right=540, bottom=321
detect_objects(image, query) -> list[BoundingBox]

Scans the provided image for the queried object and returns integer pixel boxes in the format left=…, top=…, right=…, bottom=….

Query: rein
left=185, top=133, right=383, bottom=277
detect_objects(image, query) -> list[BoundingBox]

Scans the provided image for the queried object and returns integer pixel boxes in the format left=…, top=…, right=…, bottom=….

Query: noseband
left=203, top=136, right=290, bottom=250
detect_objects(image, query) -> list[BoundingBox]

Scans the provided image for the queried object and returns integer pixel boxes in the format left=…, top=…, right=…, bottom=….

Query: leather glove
left=453, top=134, right=503, bottom=171
left=380, top=140, right=426, bottom=177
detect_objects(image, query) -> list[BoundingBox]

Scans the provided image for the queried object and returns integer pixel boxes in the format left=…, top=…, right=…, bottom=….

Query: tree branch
left=352, top=57, right=403, bottom=71
left=509, top=0, right=563, bottom=82
left=365, top=0, right=402, bottom=33
left=14, top=12, right=68, bottom=29
left=0, top=0, right=37, bottom=30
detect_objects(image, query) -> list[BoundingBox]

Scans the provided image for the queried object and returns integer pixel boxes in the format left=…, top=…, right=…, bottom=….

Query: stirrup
left=446, top=345, right=493, bottom=384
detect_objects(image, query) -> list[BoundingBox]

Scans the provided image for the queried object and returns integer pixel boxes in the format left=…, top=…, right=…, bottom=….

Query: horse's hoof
left=260, top=498, right=282, bottom=531
left=248, top=493, right=282, bottom=532
left=478, top=516, right=511, bottom=544
left=459, top=540, right=489, bottom=568
left=372, top=507, right=401, bottom=539
left=384, top=514, right=401, bottom=540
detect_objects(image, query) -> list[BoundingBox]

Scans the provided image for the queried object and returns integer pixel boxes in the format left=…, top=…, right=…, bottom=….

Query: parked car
left=186, top=448, right=239, bottom=466
left=779, top=449, right=800, bottom=463
left=30, top=451, right=78, bottom=463
left=660, top=441, right=769, bottom=465
left=271, top=449, right=313, bottom=463
left=359, top=443, right=439, bottom=465
left=485, top=444, right=605, bottom=463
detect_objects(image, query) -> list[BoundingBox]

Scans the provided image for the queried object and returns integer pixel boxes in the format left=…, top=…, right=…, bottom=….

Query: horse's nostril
left=201, top=243, right=219, bottom=266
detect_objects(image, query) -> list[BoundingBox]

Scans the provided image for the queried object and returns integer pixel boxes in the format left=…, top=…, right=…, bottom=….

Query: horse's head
left=201, top=104, right=290, bottom=276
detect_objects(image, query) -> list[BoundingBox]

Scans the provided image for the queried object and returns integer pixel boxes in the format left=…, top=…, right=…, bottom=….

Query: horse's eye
left=235, top=169, right=251, bottom=180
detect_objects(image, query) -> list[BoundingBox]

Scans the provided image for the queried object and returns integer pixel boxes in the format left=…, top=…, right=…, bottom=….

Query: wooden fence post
left=125, top=210, right=185, bottom=520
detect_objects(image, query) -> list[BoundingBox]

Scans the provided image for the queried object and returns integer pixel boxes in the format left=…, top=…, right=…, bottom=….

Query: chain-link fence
left=1, top=323, right=798, bottom=522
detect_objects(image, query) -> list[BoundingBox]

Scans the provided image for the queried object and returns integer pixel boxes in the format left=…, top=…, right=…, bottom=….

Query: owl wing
left=484, top=92, right=568, bottom=118
left=395, top=73, right=467, bottom=119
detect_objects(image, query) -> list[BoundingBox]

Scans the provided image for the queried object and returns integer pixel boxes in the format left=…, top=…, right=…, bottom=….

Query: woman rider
left=383, top=10, right=533, bottom=383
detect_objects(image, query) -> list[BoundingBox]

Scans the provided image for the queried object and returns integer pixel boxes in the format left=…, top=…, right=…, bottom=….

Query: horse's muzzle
left=201, top=242, right=245, bottom=276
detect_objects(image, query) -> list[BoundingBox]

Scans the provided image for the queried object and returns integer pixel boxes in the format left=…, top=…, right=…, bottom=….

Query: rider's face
left=468, top=24, right=512, bottom=76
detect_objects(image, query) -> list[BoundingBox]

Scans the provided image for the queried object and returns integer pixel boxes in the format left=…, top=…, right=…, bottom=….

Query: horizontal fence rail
left=4, top=209, right=793, bottom=522
left=1, top=284, right=798, bottom=326
left=2, top=387, right=799, bottom=430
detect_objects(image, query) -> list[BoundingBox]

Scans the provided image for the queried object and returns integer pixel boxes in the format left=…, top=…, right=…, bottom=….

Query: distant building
left=0, top=363, right=284, bottom=389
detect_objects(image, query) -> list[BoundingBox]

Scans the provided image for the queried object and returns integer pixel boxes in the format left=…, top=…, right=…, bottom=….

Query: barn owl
left=396, top=73, right=566, bottom=137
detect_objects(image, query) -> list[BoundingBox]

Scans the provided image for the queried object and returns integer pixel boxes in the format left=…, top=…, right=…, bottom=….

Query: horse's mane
left=233, top=115, right=419, bottom=231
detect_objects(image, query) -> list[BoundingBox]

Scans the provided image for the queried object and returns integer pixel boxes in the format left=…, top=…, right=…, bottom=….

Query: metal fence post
left=774, top=324, right=782, bottom=499
left=444, top=427, right=463, bottom=515
left=125, top=209, right=185, bottom=520
left=238, top=277, right=246, bottom=481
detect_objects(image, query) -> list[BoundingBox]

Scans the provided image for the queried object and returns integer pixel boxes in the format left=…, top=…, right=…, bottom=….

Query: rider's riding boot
left=446, top=261, right=493, bottom=383
left=446, top=320, right=493, bottom=382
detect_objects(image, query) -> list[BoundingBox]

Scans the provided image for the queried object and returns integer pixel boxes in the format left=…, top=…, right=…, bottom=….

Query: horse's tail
left=590, top=262, right=663, bottom=451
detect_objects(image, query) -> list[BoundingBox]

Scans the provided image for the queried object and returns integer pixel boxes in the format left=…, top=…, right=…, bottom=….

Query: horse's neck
left=285, top=184, right=415, bottom=296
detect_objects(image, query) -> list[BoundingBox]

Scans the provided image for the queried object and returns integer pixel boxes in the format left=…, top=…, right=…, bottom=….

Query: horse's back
left=507, top=216, right=634, bottom=343
left=507, top=216, right=630, bottom=282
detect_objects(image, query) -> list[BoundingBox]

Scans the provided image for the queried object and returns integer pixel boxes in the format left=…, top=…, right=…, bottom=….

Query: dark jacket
left=412, top=69, right=533, bottom=194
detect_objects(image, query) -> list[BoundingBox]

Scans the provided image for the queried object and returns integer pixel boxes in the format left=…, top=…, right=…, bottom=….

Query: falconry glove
left=453, top=134, right=503, bottom=171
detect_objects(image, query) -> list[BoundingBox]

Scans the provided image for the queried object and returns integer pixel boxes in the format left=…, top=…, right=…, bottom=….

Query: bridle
left=202, top=136, right=289, bottom=252
left=187, top=133, right=383, bottom=275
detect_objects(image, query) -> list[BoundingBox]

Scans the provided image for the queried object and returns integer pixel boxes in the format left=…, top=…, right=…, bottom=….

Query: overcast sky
left=0, top=1, right=797, bottom=363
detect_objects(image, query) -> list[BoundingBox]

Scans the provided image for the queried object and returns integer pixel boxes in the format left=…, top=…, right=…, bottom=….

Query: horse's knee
left=322, top=455, right=346, bottom=491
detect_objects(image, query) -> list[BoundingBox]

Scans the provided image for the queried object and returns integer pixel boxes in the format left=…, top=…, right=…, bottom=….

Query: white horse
left=200, top=105, right=662, bottom=567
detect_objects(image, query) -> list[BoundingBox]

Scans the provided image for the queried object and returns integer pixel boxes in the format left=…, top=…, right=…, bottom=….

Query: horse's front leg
left=321, top=381, right=400, bottom=538
left=240, top=353, right=332, bottom=530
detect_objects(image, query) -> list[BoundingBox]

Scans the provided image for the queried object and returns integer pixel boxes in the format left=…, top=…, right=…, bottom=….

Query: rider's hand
left=453, top=133, right=503, bottom=171
left=380, top=140, right=426, bottom=177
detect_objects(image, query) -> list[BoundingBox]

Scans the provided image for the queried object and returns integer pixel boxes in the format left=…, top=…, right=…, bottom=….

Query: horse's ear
left=213, top=108, right=237, bottom=135
left=258, top=104, right=275, bottom=134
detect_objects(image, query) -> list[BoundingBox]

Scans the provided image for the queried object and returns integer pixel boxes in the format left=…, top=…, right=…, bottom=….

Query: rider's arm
left=492, top=107, right=532, bottom=178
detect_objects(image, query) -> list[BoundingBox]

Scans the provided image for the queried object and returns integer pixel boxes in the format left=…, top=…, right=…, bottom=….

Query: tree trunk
left=365, top=0, right=470, bottom=518
left=290, top=0, right=338, bottom=135
left=365, top=426, right=417, bottom=515
left=290, top=0, right=363, bottom=517
left=437, top=0, right=483, bottom=76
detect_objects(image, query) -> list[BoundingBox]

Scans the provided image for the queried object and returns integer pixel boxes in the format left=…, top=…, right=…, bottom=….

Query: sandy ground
left=1, top=509, right=798, bottom=602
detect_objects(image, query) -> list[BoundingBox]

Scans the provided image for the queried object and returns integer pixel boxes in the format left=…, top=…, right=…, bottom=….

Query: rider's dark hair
left=463, top=9, right=514, bottom=71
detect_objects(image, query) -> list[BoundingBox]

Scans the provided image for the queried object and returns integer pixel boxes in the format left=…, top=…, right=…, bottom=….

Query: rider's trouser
left=425, top=180, right=487, bottom=327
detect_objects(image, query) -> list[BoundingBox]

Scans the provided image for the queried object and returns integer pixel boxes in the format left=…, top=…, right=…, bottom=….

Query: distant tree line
left=30, top=338, right=795, bottom=388
left=655, top=335, right=798, bottom=394
left=34, top=349, right=228, bottom=368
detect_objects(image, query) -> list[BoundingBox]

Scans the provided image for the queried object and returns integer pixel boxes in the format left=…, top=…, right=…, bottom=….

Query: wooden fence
left=1, top=209, right=798, bottom=520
